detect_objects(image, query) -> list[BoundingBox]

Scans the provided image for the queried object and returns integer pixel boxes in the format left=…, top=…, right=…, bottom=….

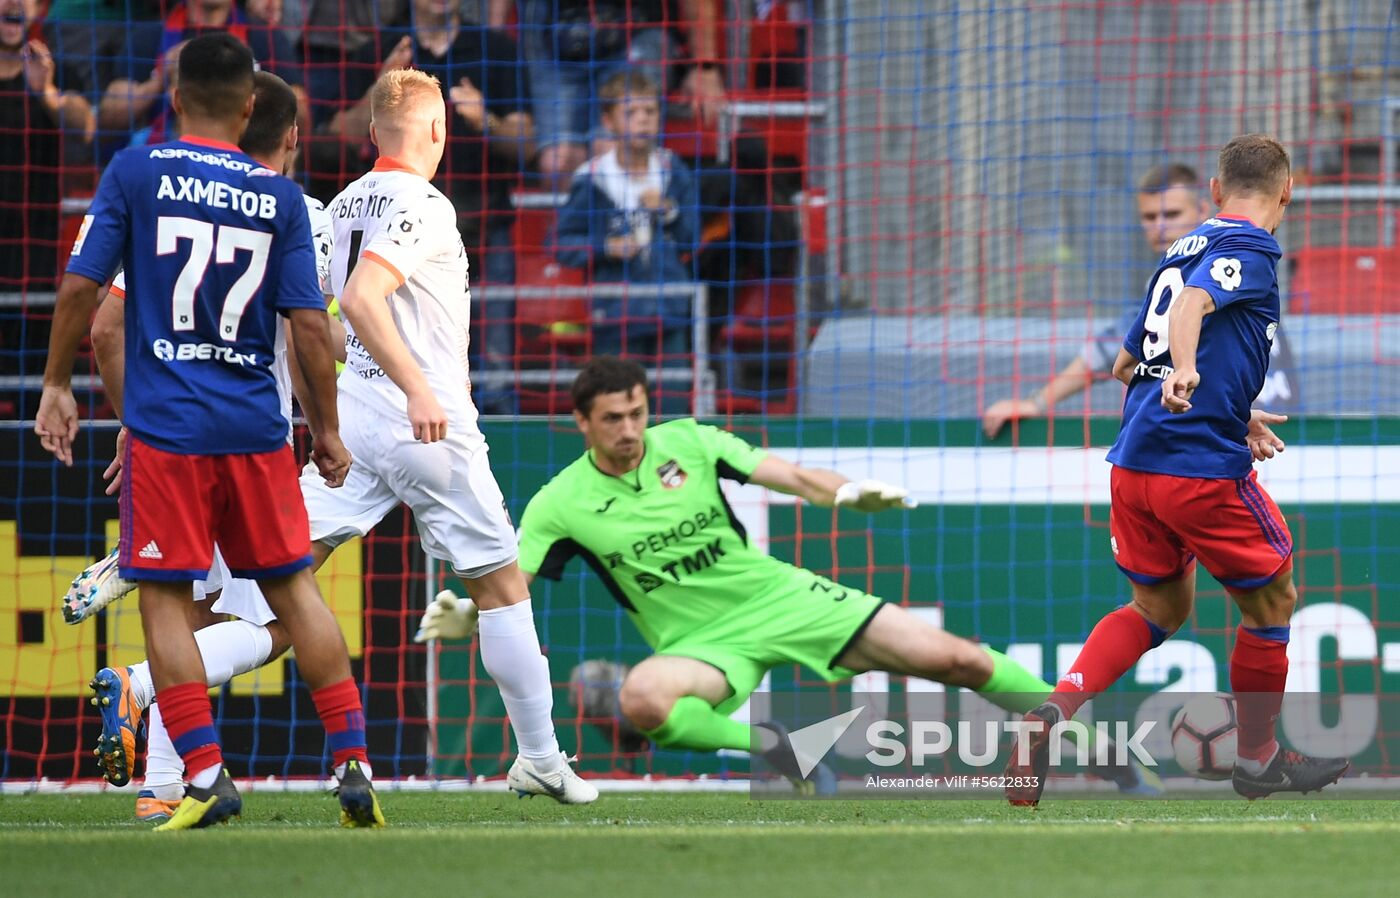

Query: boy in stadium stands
left=518, top=0, right=726, bottom=185
left=555, top=70, right=698, bottom=364
left=98, top=0, right=305, bottom=147
left=983, top=163, right=1296, bottom=438
left=417, top=356, right=1162, bottom=796
left=36, top=35, right=382, bottom=829
left=1005, top=134, right=1349, bottom=805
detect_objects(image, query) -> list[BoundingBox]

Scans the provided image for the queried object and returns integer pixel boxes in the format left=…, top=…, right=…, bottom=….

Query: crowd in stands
left=0, top=0, right=812, bottom=415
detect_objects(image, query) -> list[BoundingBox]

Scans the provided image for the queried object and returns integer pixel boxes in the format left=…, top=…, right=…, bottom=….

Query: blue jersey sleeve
left=275, top=182, right=327, bottom=313
left=65, top=161, right=130, bottom=285
left=1185, top=236, right=1277, bottom=311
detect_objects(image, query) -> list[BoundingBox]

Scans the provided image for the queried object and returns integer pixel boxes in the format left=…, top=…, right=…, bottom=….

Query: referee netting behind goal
left=3, top=1, right=1400, bottom=786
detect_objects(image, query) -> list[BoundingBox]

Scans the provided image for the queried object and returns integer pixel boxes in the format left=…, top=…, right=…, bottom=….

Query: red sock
left=311, top=678, right=368, bottom=768
left=1230, top=625, right=1290, bottom=762
left=156, top=681, right=223, bottom=779
left=1049, top=606, right=1167, bottom=717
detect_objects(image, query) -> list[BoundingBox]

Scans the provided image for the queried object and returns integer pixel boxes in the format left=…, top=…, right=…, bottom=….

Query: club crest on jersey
left=657, top=459, right=687, bottom=489
left=388, top=208, right=422, bottom=246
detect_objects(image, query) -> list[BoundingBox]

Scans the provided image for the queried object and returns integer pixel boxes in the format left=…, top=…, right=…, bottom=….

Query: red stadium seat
left=1289, top=246, right=1400, bottom=314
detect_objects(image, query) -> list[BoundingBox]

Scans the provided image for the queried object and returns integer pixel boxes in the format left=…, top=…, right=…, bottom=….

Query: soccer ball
left=1170, top=693, right=1238, bottom=780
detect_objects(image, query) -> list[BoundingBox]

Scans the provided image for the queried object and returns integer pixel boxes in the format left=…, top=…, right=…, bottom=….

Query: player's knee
left=618, top=675, right=675, bottom=733
left=917, top=639, right=991, bottom=689
left=264, top=620, right=292, bottom=661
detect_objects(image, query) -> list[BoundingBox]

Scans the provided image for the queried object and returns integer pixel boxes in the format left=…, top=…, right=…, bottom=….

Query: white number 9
left=1142, top=266, right=1184, bottom=361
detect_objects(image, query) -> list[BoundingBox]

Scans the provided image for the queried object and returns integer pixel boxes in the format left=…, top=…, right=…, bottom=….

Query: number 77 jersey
left=66, top=137, right=325, bottom=455
left=1108, top=215, right=1283, bottom=480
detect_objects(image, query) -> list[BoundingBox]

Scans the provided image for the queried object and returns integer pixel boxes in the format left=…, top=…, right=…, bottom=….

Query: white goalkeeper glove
left=833, top=478, right=917, bottom=512
left=414, top=590, right=479, bottom=643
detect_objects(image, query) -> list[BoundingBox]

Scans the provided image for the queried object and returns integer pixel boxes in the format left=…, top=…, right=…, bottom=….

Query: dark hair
left=238, top=71, right=298, bottom=159
left=572, top=356, right=648, bottom=415
left=176, top=33, right=255, bottom=122
left=598, top=70, right=659, bottom=114
left=1217, top=134, right=1291, bottom=197
left=1137, top=163, right=1201, bottom=195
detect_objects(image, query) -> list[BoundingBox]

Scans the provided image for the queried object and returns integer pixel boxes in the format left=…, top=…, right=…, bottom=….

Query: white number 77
left=156, top=216, right=272, bottom=341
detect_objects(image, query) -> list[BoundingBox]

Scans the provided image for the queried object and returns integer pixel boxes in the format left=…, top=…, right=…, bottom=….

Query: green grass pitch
left=4, top=792, right=1400, bottom=897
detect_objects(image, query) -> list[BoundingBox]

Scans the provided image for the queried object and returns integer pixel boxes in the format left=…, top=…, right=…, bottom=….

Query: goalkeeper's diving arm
left=748, top=455, right=915, bottom=512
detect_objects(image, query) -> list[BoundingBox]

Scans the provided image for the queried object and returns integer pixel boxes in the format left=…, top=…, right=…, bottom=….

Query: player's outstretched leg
left=1001, top=580, right=1188, bottom=805
left=258, top=569, right=385, bottom=827
left=1228, top=570, right=1349, bottom=798
left=469, top=563, right=598, bottom=805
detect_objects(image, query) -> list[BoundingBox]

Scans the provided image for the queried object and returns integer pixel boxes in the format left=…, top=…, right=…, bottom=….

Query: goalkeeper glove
left=833, top=478, right=917, bottom=512
left=413, top=590, right=479, bottom=643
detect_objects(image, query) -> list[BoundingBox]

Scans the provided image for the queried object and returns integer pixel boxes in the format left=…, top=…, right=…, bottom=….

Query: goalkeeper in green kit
left=418, top=357, right=1159, bottom=794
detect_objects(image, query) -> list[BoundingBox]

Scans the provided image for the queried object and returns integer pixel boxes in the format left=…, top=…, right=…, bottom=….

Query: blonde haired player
left=303, top=68, right=595, bottom=802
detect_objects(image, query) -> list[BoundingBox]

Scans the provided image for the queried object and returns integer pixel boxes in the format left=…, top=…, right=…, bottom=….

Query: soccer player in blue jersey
left=35, top=34, right=383, bottom=830
left=1006, top=134, right=1350, bottom=805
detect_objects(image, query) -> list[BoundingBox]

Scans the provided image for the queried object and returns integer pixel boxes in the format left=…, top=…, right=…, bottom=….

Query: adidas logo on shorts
left=138, top=541, right=163, bottom=560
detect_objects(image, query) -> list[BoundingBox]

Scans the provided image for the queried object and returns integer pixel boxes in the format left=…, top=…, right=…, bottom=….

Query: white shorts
left=300, top=399, right=518, bottom=578
left=193, top=546, right=278, bottom=626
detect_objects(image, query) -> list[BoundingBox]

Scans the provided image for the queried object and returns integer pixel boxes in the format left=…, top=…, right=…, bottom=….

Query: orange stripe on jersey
left=108, top=282, right=126, bottom=300
left=362, top=251, right=406, bottom=286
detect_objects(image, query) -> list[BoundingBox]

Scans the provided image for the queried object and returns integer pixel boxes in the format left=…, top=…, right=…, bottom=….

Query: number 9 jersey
left=1108, top=215, right=1283, bottom=480
left=66, top=137, right=326, bottom=455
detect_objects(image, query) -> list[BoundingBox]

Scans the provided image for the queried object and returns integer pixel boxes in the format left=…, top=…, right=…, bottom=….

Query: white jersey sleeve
left=305, top=195, right=334, bottom=296
left=360, top=192, right=460, bottom=287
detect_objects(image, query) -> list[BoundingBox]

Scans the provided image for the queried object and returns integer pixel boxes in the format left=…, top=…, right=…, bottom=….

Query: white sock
left=189, top=763, right=221, bottom=790
left=477, top=600, right=561, bottom=771
left=1236, top=743, right=1279, bottom=776
left=127, top=662, right=156, bottom=711
left=142, top=702, right=186, bottom=801
left=194, top=620, right=274, bottom=687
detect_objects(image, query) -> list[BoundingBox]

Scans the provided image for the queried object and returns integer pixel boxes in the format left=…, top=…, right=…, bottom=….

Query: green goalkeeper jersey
left=518, top=418, right=798, bottom=650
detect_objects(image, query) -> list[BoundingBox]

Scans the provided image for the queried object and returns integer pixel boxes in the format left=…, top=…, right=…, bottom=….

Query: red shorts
left=1109, top=466, right=1292, bottom=594
left=119, top=436, right=312, bottom=582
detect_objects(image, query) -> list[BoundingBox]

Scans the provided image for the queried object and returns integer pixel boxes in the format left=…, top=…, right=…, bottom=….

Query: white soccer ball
left=1170, top=693, right=1238, bottom=780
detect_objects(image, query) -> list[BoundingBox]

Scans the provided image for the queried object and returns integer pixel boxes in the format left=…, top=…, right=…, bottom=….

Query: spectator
left=97, top=0, right=305, bottom=147
left=278, top=0, right=407, bottom=128
left=555, top=70, right=697, bottom=363
left=980, top=163, right=1293, bottom=437
left=520, top=0, right=725, bottom=184
left=982, top=164, right=1215, bottom=438
left=0, top=0, right=94, bottom=415
left=328, top=0, right=534, bottom=282
left=0, top=0, right=94, bottom=290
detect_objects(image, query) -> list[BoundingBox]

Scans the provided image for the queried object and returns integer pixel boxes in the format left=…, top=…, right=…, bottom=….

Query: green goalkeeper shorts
left=656, top=571, right=885, bottom=715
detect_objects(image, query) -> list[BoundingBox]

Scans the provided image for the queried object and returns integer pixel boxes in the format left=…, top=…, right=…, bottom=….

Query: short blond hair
left=370, top=68, right=443, bottom=127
